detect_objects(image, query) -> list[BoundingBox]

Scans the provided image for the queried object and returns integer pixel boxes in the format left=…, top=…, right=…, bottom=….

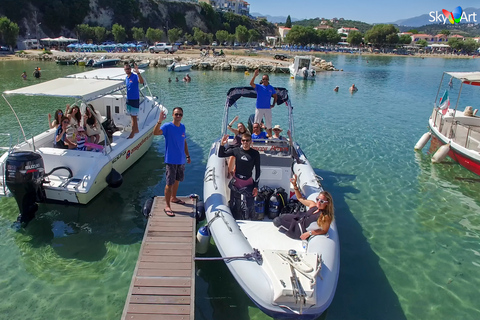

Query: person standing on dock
left=124, top=62, right=144, bottom=139
left=154, top=107, right=191, bottom=217
left=250, top=69, right=277, bottom=138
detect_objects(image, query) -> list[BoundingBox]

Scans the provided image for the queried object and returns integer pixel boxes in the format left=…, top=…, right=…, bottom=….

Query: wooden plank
left=137, top=268, right=191, bottom=277
left=121, top=196, right=196, bottom=320
left=144, top=242, right=192, bottom=250
left=140, top=255, right=191, bottom=263
left=134, top=278, right=191, bottom=287
left=129, top=295, right=190, bottom=305
left=124, top=314, right=189, bottom=320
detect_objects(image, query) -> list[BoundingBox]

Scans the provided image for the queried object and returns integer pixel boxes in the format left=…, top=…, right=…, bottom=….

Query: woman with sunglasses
left=48, top=109, right=64, bottom=129
left=226, top=115, right=250, bottom=177
left=54, top=116, right=77, bottom=149
left=273, top=174, right=334, bottom=240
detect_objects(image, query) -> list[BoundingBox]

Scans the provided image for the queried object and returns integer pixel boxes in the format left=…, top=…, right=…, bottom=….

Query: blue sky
left=246, top=0, right=479, bottom=24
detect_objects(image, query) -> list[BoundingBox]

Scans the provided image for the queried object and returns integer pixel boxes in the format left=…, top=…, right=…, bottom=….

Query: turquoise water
left=1, top=55, right=480, bottom=320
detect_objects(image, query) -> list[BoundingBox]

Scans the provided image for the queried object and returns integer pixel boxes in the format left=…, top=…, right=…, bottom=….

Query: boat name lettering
left=252, top=146, right=289, bottom=152
left=112, top=150, right=127, bottom=164
left=130, top=132, right=153, bottom=156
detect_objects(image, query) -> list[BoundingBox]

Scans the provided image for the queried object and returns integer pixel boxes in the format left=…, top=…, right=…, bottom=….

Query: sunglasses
left=174, top=113, right=183, bottom=117
left=241, top=139, right=251, bottom=142
left=62, top=121, right=69, bottom=124
left=316, top=198, right=328, bottom=204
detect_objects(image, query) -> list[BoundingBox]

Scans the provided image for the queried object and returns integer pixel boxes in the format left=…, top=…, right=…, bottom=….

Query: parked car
left=148, top=42, right=178, bottom=54
left=274, top=53, right=288, bottom=60
left=212, top=41, right=218, bottom=46
left=0, top=46, right=9, bottom=51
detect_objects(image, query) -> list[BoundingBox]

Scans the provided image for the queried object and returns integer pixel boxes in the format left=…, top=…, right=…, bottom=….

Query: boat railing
left=433, top=107, right=480, bottom=150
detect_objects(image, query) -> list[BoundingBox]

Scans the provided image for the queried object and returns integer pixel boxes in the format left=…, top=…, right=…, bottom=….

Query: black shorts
left=165, top=163, right=185, bottom=186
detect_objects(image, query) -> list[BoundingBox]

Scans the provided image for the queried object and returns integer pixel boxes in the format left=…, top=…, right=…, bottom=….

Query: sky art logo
left=429, top=6, right=477, bottom=24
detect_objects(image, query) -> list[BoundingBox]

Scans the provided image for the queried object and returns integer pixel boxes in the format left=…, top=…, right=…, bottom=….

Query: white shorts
left=254, top=108, right=272, bottom=129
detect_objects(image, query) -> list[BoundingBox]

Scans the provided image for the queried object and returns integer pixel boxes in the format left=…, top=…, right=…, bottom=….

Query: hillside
left=0, top=0, right=277, bottom=41
left=289, top=18, right=372, bottom=34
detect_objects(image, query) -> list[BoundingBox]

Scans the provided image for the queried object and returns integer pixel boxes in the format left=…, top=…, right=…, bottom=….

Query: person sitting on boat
left=48, top=109, right=64, bottom=129
left=271, top=125, right=287, bottom=140
left=251, top=122, right=268, bottom=140
left=84, top=104, right=101, bottom=144
left=349, top=84, right=358, bottom=92
left=66, top=104, right=81, bottom=140
left=219, top=133, right=260, bottom=220
left=183, top=74, right=191, bottom=82
left=227, top=115, right=250, bottom=176
left=76, top=126, right=87, bottom=151
left=274, top=174, right=334, bottom=240
left=54, top=116, right=77, bottom=149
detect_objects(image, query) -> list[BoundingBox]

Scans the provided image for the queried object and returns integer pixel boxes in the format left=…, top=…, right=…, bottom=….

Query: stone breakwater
left=15, top=52, right=338, bottom=72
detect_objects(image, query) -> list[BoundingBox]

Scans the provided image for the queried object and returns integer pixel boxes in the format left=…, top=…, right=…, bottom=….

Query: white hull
left=0, top=68, right=164, bottom=204
left=203, top=141, right=339, bottom=319
left=167, top=63, right=192, bottom=72
left=289, top=56, right=316, bottom=80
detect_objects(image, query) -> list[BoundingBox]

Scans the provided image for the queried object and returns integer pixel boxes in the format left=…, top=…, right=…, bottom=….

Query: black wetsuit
left=219, top=145, right=261, bottom=219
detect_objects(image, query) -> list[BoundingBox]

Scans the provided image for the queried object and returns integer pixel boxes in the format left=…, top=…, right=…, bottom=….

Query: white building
left=199, top=0, right=250, bottom=15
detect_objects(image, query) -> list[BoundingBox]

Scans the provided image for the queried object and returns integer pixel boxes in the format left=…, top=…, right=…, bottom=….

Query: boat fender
left=196, top=226, right=210, bottom=254
left=432, top=143, right=450, bottom=163
left=142, top=197, right=154, bottom=218
left=106, top=168, right=123, bottom=188
left=196, top=200, right=206, bottom=222
left=414, top=132, right=431, bottom=150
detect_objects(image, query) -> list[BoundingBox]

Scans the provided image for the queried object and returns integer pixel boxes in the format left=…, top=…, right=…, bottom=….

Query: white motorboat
left=0, top=68, right=165, bottom=223
left=203, top=87, right=339, bottom=319
left=167, top=61, right=192, bottom=72
left=289, top=56, right=316, bottom=80
left=87, top=56, right=121, bottom=68
left=415, top=71, right=480, bottom=175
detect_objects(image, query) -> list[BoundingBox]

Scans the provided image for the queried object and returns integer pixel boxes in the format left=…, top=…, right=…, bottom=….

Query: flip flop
left=171, top=199, right=186, bottom=205
left=164, top=208, right=175, bottom=217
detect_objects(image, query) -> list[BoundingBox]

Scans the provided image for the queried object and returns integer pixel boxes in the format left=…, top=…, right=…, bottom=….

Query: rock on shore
left=15, top=51, right=337, bottom=73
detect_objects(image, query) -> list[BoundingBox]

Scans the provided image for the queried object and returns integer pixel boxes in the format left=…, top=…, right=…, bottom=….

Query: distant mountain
left=394, top=7, right=480, bottom=27
left=250, top=12, right=299, bottom=24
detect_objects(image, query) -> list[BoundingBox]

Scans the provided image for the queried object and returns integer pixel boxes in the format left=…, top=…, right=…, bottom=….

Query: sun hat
left=273, top=125, right=283, bottom=131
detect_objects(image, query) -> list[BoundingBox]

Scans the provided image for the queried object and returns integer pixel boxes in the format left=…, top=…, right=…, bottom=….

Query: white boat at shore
left=203, top=87, right=339, bottom=319
left=289, top=56, right=316, bottom=80
left=0, top=68, right=165, bottom=224
left=167, top=61, right=192, bottom=72
left=415, top=71, right=480, bottom=175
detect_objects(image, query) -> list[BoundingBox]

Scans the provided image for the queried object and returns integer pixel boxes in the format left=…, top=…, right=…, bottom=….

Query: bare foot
left=127, top=132, right=135, bottom=139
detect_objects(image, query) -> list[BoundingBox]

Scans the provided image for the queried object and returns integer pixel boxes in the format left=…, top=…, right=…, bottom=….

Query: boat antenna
left=2, top=94, right=27, bottom=143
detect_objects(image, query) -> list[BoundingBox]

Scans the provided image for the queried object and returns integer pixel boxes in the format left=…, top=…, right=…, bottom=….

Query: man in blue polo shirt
left=154, top=107, right=191, bottom=217
left=124, top=62, right=144, bottom=139
left=250, top=69, right=277, bottom=137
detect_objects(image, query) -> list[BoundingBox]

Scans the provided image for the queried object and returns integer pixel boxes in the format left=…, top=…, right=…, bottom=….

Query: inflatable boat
left=203, top=87, right=340, bottom=319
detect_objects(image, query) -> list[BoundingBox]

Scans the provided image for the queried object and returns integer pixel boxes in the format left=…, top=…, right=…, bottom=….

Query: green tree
left=93, top=26, right=107, bottom=44
left=440, top=29, right=450, bottom=37
left=131, top=27, right=145, bottom=42
left=248, top=29, right=261, bottom=43
left=193, top=27, right=209, bottom=45
left=285, top=15, right=292, bottom=28
left=347, top=31, right=363, bottom=46
left=462, top=39, right=479, bottom=54
left=168, top=28, right=183, bottom=43
left=75, top=24, right=95, bottom=42
left=285, top=25, right=319, bottom=45
left=146, top=28, right=163, bottom=44
left=223, top=22, right=231, bottom=33
left=319, top=28, right=341, bottom=45
left=0, top=17, right=19, bottom=48
left=399, top=34, right=412, bottom=44
left=416, top=39, right=428, bottom=47
left=235, top=25, right=249, bottom=44
left=408, top=29, right=419, bottom=34
left=184, top=32, right=194, bottom=43
left=227, top=33, right=236, bottom=45
left=364, top=24, right=399, bottom=47
left=112, top=24, right=126, bottom=43
left=216, top=30, right=229, bottom=44
left=447, top=38, right=462, bottom=51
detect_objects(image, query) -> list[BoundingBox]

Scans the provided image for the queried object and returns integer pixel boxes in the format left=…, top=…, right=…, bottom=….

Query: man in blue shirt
left=124, top=62, right=144, bottom=139
left=154, top=107, right=191, bottom=217
left=250, top=69, right=277, bottom=137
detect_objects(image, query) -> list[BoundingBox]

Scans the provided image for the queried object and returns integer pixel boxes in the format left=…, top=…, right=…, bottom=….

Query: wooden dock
left=121, top=196, right=196, bottom=320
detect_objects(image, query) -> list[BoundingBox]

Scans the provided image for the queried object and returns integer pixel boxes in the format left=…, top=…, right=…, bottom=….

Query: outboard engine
left=5, top=151, right=45, bottom=224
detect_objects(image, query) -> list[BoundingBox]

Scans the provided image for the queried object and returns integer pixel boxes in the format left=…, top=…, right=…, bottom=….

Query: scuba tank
left=253, top=193, right=265, bottom=220
left=268, top=187, right=287, bottom=219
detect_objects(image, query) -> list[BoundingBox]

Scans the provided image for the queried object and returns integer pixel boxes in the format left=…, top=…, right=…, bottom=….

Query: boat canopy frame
left=222, top=86, right=293, bottom=139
